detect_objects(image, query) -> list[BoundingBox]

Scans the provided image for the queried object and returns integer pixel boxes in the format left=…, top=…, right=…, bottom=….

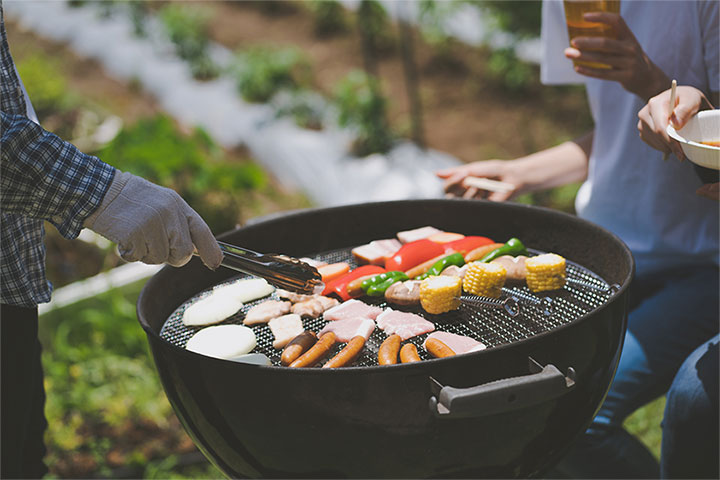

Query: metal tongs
left=217, top=241, right=324, bottom=295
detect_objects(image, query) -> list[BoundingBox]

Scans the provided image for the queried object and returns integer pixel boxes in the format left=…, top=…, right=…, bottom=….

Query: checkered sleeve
left=1, top=111, right=116, bottom=239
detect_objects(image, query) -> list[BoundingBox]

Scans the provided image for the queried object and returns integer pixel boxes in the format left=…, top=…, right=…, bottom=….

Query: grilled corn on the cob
left=462, top=262, right=507, bottom=298
left=419, top=276, right=462, bottom=314
left=525, top=253, right=566, bottom=292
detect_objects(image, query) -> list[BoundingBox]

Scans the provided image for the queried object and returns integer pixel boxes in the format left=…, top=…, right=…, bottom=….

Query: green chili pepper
left=479, top=237, right=528, bottom=263
left=417, top=252, right=466, bottom=280
left=365, top=272, right=409, bottom=296
left=361, top=271, right=408, bottom=295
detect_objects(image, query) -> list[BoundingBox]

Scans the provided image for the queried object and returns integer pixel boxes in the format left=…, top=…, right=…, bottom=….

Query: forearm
left=0, top=111, right=115, bottom=238
left=512, top=131, right=592, bottom=192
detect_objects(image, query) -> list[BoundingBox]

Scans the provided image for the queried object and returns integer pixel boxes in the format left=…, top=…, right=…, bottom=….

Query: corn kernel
left=419, top=276, right=462, bottom=314
left=463, top=262, right=506, bottom=298
left=525, top=253, right=566, bottom=292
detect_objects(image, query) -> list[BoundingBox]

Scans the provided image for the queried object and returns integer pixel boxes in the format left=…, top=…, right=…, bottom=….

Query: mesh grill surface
left=160, top=247, right=614, bottom=367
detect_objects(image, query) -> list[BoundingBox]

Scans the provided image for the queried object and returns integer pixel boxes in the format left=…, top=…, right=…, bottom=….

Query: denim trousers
left=552, top=264, right=719, bottom=479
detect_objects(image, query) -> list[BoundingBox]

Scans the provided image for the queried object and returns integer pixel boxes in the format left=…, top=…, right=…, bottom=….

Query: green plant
left=232, top=46, right=311, bottom=103
left=476, top=0, right=542, bottom=39
left=96, top=114, right=266, bottom=233
left=16, top=53, right=70, bottom=117
left=307, top=0, right=348, bottom=36
left=486, top=47, right=537, bottom=93
left=334, top=70, right=394, bottom=156
left=159, top=4, right=219, bottom=80
left=418, top=0, right=462, bottom=52
left=356, top=0, right=395, bottom=54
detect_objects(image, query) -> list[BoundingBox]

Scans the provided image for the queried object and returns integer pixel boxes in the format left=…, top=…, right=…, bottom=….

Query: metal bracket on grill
left=428, top=357, right=576, bottom=419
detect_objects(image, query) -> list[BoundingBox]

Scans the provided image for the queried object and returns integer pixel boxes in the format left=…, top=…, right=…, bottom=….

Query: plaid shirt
left=1, top=7, right=115, bottom=306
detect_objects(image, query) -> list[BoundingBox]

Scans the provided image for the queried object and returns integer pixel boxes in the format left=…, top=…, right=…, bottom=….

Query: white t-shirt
left=541, top=0, right=719, bottom=275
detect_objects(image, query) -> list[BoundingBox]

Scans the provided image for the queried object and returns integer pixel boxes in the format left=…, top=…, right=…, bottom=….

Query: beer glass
left=563, top=0, right=621, bottom=69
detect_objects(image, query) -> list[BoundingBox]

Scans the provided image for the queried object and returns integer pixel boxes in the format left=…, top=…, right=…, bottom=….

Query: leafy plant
left=486, top=47, right=537, bottom=93
left=159, top=4, right=219, bottom=80
left=307, top=0, right=348, bottom=36
left=475, top=0, right=542, bottom=39
left=96, top=114, right=266, bottom=233
left=356, top=0, right=395, bottom=55
left=418, top=0, right=462, bottom=53
left=334, top=70, right=394, bottom=156
left=232, top=46, right=311, bottom=103
left=16, top=53, right=70, bottom=118
left=273, top=90, right=326, bottom=130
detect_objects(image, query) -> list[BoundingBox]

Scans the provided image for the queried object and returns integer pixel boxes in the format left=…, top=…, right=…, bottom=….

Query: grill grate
left=160, top=247, right=615, bottom=367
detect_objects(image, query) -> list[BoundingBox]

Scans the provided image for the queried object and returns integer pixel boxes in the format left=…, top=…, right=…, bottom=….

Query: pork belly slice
left=269, top=314, right=304, bottom=349
left=352, top=239, right=402, bottom=265
left=323, top=299, right=384, bottom=322
left=291, top=295, right=340, bottom=319
left=375, top=308, right=435, bottom=341
left=423, top=331, right=486, bottom=355
left=243, top=300, right=292, bottom=326
left=396, top=226, right=442, bottom=244
left=276, top=289, right=316, bottom=303
left=319, top=317, right=376, bottom=343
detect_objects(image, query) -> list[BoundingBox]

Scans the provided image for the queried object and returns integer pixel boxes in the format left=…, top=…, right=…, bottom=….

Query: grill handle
left=428, top=357, right=576, bottom=419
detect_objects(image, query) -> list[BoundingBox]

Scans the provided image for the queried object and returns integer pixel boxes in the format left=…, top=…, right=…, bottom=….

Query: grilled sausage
left=281, top=331, right=318, bottom=366
left=400, top=343, right=421, bottom=363
left=322, top=335, right=366, bottom=368
left=289, top=332, right=336, bottom=368
left=464, top=243, right=504, bottom=262
left=378, top=334, right=402, bottom=365
left=404, top=253, right=449, bottom=279
left=425, top=338, right=456, bottom=358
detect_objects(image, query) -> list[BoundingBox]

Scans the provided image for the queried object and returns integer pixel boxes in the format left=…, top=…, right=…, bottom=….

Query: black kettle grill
left=137, top=199, right=634, bottom=478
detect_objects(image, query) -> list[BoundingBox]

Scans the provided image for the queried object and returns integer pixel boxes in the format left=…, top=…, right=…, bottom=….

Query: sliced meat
left=268, top=314, right=305, bottom=349
left=276, top=289, right=316, bottom=303
left=243, top=300, right=291, bottom=325
left=352, top=239, right=401, bottom=265
left=397, top=226, right=442, bottom=244
left=423, top=331, right=486, bottom=354
left=375, top=308, right=435, bottom=341
left=491, top=255, right=528, bottom=283
left=291, top=298, right=325, bottom=319
left=299, top=257, right=328, bottom=268
left=384, top=280, right=421, bottom=306
left=315, top=295, right=340, bottom=310
left=319, top=317, right=376, bottom=343
left=323, top=299, right=384, bottom=322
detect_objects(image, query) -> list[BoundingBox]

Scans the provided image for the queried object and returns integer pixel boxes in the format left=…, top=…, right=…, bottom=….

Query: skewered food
left=185, top=325, right=257, bottom=360
left=463, top=262, right=507, bottom=298
left=243, top=300, right=291, bottom=325
left=378, top=334, right=402, bottom=365
left=417, top=252, right=465, bottom=279
left=375, top=309, right=435, bottom=340
left=419, top=276, right=462, bottom=314
left=323, top=336, right=366, bottom=368
left=281, top=331, right=318, bottom=366
left=384, top=280, right=421, bottom=306
left=268, top=314, right=305, bottom=349
left=490, top=255, right=527, bottom=284
left=525, top=253, right=566, bottom=292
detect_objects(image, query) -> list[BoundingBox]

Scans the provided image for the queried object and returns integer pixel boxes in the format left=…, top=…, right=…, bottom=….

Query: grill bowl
left=137, top=199, right=633, bottom=478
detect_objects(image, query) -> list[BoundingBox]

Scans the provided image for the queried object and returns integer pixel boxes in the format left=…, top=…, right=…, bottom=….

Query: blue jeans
left=552, top=265, right=719, bottom=479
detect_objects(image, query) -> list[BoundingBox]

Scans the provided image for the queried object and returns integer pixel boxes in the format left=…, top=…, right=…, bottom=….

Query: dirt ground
left=204, top=1, right=593, bottom=162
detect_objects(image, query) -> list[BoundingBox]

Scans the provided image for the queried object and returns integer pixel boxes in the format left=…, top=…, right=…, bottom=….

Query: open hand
left=564, top=12, right=669, bottom=101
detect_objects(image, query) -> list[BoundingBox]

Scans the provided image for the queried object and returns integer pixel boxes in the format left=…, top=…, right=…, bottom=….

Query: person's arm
left=564, top=12, right=670, bottom=102
left=1, top=111, right=222, bottom=268
left=436, top=131, right=593, bottom=202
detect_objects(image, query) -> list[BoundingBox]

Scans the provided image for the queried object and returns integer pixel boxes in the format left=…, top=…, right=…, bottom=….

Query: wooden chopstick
left=662, top=79, right=677, bottom=162
left=463, top=176, right=515, bottom=193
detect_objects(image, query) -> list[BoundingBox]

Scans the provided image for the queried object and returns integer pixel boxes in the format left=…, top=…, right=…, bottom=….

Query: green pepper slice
left=361, top=271, right=407, bottom=293
left=479, top=237, right=528, bottom=263
left=417, top=252, right=466, bottom=280
left=366, top=272, right=409, bottom=296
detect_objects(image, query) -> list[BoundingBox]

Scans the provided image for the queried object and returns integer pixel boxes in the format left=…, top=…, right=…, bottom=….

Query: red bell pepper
left=385, top=238, right=445, bottom=272
left=322, top=265, right=386, bottom=301
left=442, top=235, right=494, bottom=254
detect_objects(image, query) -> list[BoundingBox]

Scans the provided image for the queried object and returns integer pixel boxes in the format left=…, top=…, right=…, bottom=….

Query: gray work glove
left=84, top=170, right=223, bottom=269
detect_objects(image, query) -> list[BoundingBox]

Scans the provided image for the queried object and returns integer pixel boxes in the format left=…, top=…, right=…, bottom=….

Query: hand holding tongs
left=215, top=241, right=324, bottom=295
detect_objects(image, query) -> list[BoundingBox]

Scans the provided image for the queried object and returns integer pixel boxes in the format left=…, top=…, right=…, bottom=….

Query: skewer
left=501, top=287, right=553, bottom=316
left=459, top=294, right=520, bottom=317
left=463, top=176, right=515, bottom=193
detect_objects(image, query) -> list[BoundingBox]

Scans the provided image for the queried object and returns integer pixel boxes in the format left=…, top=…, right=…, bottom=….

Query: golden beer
left=563, top=0, right=620, bottom=69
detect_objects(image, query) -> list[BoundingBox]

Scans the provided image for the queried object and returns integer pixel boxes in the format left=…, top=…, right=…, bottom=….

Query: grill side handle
left=429, top=357, right=576, bottom=418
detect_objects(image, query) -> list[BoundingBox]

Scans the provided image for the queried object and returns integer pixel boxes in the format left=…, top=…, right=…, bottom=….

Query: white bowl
left=666, top=109, right=720, bottom=170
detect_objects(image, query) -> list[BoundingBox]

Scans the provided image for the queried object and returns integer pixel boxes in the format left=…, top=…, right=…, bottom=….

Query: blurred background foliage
left=5, top=0, right=664, bottom=477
